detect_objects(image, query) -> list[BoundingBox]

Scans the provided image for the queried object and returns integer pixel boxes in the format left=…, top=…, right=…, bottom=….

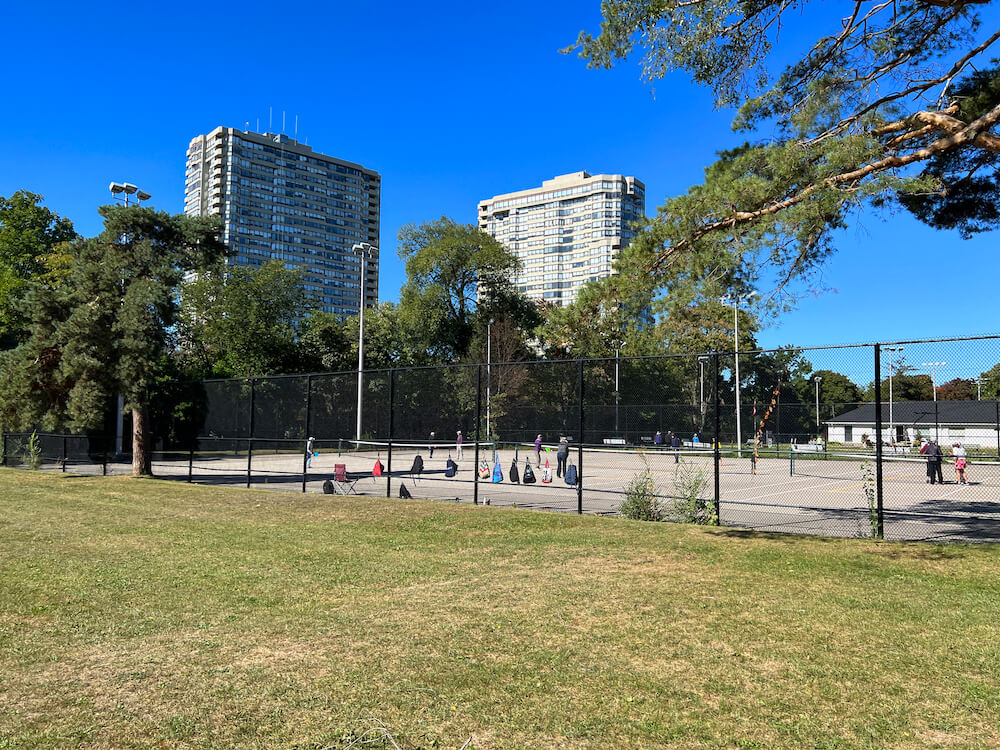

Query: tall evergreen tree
left=0, top=206, right=224, bottom=476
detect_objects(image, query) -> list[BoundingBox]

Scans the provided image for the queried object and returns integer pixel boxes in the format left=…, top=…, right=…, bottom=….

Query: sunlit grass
left=2, top=469, right=999, bottom=749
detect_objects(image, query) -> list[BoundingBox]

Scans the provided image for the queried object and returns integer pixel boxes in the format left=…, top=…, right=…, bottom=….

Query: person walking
left=305, top=436, right=316, bottom=469
left=428, top=431, right=436, bottom=459
left=670, top=432, right=681, bottom=463
left=456, top=430, right=464, bottom=461
left=534, top=434, right=543, bottom=466
left=952, top=442, right=969, bottom=485
left=653, top=431, right=663, bottom=448
left=556, top=435, right=569, bottom=478
left=926, top=440, right=944, bottom=484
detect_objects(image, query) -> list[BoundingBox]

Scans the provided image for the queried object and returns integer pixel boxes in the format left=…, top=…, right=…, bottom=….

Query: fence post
left=1, top=432, right=6, bottom=467
left=874, top=344, right=885, bottom=539
left=246, top=378, right=255, bottom=489
left=995, top=400, right=999, bottom=459
left=62, top=435, right=67, bottom=473
left=302, top=375, right=313, bottom=494
left=473, top=364, right=482, bottom=505
left=187, top=441, right=194, bottom=483
left=713, top=353, right=721, bottom=525
left=577, top=358, right=584, bottom=515
left=386, top=369, right=394, bottom=498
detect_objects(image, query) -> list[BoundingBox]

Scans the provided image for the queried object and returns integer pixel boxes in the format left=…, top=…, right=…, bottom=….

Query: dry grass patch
left=1, top=469, right=999, bottom=748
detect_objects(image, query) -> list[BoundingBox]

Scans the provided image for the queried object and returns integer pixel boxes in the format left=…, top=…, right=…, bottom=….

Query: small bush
left=672, top=463, right=714, bottom=524
left=23, top=431, right=42, bottom=471
left=617, top=469, right=663, bottom=521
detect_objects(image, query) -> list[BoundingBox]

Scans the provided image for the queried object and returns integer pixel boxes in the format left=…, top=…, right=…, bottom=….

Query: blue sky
left=2, top=0, right=998, bottom=352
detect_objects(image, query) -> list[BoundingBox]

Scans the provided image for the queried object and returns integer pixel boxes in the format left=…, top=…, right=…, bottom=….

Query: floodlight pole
left=885, top=346, right=903, bottom=445
left=486, top=318, right=494, bottom=440
left=353, top=242, right=376, bottom=442
left=814, top=376, right=823, bottom=440
left=723, top=292, right=756, bottom=457
left=108, top=181, right=151, bottom=459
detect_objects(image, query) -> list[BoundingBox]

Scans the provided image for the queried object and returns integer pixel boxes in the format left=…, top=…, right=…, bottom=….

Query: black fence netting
left=7, top=336, right=1000, bottom=543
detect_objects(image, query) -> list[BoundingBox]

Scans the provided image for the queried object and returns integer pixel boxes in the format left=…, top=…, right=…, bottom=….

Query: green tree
left=0, top=206, right=224, bottom=476
left=979, top=363, right=1000, bottom=400
left=397, top=217, right=528, bottom=361
left=0, top=191, right=77, bottom=347
left=569, top=1, right=1000, bottom=301
left=178, top=260, right=308, bottom=378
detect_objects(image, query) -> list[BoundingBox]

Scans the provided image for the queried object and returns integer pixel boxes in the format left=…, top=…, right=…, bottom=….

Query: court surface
left=141, top=445, right=1000, bottom=543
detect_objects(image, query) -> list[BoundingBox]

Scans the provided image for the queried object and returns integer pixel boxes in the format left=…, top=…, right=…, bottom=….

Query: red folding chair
left=333, top=463, right=358, bottom=495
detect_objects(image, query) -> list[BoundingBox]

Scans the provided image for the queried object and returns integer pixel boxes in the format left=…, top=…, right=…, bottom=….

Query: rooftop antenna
left=282, top=111, right=286, bottom=133
left=245, top=121, right=250, bottom=131
left=294, top=114, right=298, bottom=139
left=256, top=118, right=260, bottom=132
left=269, top=107, right=273, bottom=132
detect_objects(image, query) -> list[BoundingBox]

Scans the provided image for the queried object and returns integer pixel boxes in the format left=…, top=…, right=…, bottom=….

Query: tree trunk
left=132, top=405, right=152, bottom=477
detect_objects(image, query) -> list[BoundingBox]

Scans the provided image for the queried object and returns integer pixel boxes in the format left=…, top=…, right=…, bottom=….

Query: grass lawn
left=2, top=470, right=999, bottom=749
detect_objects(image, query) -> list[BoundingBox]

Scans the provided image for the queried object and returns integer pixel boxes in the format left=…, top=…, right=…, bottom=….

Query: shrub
left=23, top=431, right=42, bottom=471
left=672, top=463, right=714, bottom=525
left=617, top=469, right=663, bottom=521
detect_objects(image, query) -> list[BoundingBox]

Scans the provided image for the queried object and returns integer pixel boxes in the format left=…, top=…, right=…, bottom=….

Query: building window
left=844, top=426, right=853, bottom=442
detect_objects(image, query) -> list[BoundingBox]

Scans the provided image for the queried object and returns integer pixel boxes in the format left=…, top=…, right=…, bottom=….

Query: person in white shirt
left=952, top=442, right=969, bottom=485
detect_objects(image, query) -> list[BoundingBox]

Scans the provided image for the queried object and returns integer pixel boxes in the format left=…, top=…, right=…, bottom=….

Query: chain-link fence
left=6, top=336, right=1000, bottom=542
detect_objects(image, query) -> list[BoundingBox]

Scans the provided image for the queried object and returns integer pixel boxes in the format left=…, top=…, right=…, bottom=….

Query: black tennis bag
left=522, top=460, right=536, bottom=484
left=322, top=479, right=335, bottom=495
left=445, top=457, right=458, bottom=477
left=399, top=483, right=412, bottom=499
left=565, top=462, right=578, bottom=486
left=411, top=455, right=424, bottom=475
left=509, top=460, right=520, bottom=484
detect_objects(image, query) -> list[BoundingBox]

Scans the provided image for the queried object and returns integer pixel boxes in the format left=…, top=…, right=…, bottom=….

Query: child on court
left=456, top=430, right=463, bottom=461
left=534, top=434, right=542, bottom=466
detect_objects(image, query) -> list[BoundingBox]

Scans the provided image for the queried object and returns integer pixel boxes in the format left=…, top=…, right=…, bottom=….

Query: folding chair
left=333, top=463, right=358, bottom=495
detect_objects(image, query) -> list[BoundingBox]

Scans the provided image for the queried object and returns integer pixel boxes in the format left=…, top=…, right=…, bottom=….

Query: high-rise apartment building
left=477, top=172, right=645, bottom=305
left=185, top=127, right=380, bottom=315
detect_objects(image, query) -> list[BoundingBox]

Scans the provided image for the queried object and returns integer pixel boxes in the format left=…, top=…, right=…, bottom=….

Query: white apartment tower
left=478, top=172, right=645, bottom=305
left=185, top=127, right=380, bottom=315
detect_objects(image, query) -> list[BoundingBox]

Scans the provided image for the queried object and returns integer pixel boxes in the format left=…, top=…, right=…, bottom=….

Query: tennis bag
left=411, top=455, right=424, bottom=475
left=564, top=462, right=578, bottom=486
left=522, top=460, right=536, bottom=484
left=399, top=483, right=412, bottom=499
left=373, top=459, right=383, bottom=477
left=445, top=457, right=458, bottom=477
left=541, top=459, right=553, bottom=484
left=322, top=478, right=335, bottom=495
left=509, top=460, right=520, bottom=484
left=478, top=459, right=491, bottom=479
left=492, top=455, right=503, bottom=483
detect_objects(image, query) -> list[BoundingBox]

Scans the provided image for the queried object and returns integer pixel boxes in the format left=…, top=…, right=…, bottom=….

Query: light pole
left=614, top=340, right=625, bottom=434
left=976, top=377, right=983, bottom=401
left=486, top=317, right=494, bottom=440
left=921, top=361, right=946, bottom=402
left=698, top=355, right=708, bottom=431
left=814, top=376, right=823, bottom=441
left=108, top=182, right=151, bottom=459
left=352, top=242, right=377, bottom=442
left=885, top=346, right=903, bottom=445
left=722, top=292, right=756, bottom=456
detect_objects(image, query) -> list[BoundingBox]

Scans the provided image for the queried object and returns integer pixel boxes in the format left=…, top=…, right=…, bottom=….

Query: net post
left=386, top=369, right=394, bottom=498
left=577, top=358, right=584, bottom=515
left=302, top=375, right=313, bottom=494
left=873, top=344, right=884, bottom=539
left=712, top=353, right=721, bottom=525
left=247, top=378, right=255, bottom=489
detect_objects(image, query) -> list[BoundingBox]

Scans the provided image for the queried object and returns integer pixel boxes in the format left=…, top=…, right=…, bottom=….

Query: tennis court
left=142, top=441, right=1000, bottom=542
